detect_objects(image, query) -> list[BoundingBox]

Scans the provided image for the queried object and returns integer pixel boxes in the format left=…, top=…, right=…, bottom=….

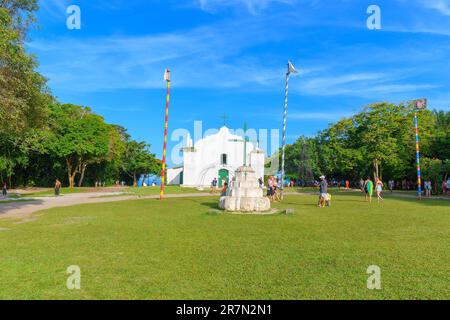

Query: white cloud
left=421, top=0, right=450, bottom=16
left=28, top=22, right=287, bottom=91
left=38, top=0, right=70, bottom=19
left=197, top=0, right=294, bottom=14
left=295, top=69, right=438, bottom=98
left=28, top=2, right=446, bottom=101
left=289, top=111, right=353, bottom=121
left=28, top=26, right=440, bottom=100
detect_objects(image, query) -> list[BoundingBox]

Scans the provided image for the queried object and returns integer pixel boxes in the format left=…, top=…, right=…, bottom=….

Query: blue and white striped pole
left=281, top=61, right=297, bottom=200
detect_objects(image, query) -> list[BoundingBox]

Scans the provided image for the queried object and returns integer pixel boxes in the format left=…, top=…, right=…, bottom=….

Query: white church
left=167, top=126, right=266, bottom=188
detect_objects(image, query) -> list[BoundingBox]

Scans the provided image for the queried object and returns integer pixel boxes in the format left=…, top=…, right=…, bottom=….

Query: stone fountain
left=219, top=166, right=271, bottom=213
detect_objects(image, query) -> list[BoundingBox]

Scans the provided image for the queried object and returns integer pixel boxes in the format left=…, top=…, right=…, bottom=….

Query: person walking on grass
left=424, top=180, right=431, bottom=198
left=2, top=182, right=7, bottom=197
left=388, top=179, right=394, bottom=193
left=54, top=179, right=62, bottom=196
left=211, top=178, right=218, bottom=192
left=220, top=182, right=228, bottom=197
left=273, top=178, right=281, bottom=202
left=376, top=179, right=384, bottom=202
left=318, top=175, right=328, bottom=208
left=267, top=176, right=274, bottom=201
left=359, top=178, right=365, bottom=193
left=364, top=177, right=374, bottom=203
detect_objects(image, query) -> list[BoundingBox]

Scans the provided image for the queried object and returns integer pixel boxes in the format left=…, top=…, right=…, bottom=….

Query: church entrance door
left=218, top=169, right=229, bottom=188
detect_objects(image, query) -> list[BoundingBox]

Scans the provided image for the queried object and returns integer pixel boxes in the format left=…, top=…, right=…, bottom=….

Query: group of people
left=210, top=178, right=229, bottom=196
left=441, top=179, right=450, bottom=197
left=360, top=177, right=384, bottom=203
left=266, top=176, right=281, bottom=202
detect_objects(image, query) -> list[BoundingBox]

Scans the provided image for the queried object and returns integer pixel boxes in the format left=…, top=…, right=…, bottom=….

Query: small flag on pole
left=288, top=60, right=299, bottom=75
left=415, top=98, right=427, bottom=110
left=164, top=69, right=171, bottom=82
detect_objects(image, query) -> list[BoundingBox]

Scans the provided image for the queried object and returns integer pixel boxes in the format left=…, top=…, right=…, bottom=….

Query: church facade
left=167, top=126, right=265, bottom=188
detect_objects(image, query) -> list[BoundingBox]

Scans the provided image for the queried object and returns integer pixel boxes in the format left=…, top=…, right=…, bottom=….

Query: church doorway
left=218, top=169, right=229, bottom=188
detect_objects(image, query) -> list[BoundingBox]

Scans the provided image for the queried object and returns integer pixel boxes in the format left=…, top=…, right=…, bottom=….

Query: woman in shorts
left=376, top=179, right=384, bottom=202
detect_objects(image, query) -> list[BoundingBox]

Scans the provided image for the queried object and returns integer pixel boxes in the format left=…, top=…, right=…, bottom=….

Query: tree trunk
left=66, top=159, right=77, bottom=188
left=67, top=175, right=73, bottom=188
left=373, top=159, right=380, bottom=181
left=133, top=173, right=137, bottom=187
left=78, top=163, right=87, bottom=187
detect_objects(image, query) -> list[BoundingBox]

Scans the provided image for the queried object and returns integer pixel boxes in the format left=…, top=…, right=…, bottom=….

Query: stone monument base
left=219, top=166, right=271, bottom=213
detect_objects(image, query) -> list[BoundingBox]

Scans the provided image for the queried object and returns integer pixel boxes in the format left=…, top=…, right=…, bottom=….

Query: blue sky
left=29, top=0, right=450, bottom=164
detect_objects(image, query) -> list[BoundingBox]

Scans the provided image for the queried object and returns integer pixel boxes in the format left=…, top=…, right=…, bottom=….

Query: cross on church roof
left=220, top=114, right=228, bottom=127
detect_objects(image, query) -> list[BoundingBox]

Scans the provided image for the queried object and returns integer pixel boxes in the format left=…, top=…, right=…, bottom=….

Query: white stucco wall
left=178, top=127, right=266, bottom=187
left=167, top=167, right=183, bottom=185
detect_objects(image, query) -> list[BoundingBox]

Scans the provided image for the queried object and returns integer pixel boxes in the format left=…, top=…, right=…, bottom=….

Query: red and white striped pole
left=160, top=69, right=171, bottom=200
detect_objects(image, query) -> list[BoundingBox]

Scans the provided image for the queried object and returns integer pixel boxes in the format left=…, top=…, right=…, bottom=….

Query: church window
left=221, top=154, right=228, bottom=165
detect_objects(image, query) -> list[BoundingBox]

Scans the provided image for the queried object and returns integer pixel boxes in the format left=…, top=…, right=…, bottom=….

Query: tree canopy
left=285, top=103, right=449, bottom=192
left=0, top=3, right=160, bottom=188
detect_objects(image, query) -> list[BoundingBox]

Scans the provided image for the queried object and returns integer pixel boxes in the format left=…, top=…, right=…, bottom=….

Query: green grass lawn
left=0, top=194, right=448, bottom=300
left=23, top=186, right=209, bottom=198
left=127, top=186, right=217, bottom=196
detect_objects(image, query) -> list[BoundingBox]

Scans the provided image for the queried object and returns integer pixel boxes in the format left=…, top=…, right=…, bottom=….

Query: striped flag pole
left=281, top=60, right=298, bottom=200
left=160, top=69, right=171, bottom=200
left=281, top=68, right=290, bottom=200
left=414, top=112, right=422, bottom=199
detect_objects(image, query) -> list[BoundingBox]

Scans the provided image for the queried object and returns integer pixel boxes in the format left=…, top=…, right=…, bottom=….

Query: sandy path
left=0, top=192, right=216, bottom=220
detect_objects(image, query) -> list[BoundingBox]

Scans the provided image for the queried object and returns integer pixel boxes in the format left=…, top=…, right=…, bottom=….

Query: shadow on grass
left=0, top=198, right=44, bottom=216
left=281, top=202, right=318, bottom=207
left=201, top=201, right=221, bottom=210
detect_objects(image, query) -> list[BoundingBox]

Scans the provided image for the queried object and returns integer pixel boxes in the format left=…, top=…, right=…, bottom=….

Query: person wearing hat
left=318, top=175, right=328, bottom=208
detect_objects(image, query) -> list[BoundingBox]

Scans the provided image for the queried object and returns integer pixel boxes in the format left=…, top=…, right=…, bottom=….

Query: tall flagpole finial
left=164, top=69, right=171, bottom=82
left=287, top=60, right=299, bottom=76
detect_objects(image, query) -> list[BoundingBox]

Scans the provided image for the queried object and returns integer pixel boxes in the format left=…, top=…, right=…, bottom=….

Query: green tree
left=285, top=136, right=321, bottom=181
left=0, top=6, right=50, bottom=135
left=421, top=158, right=447, bottom=194
left=428, top=110, right=450, bottom=160
left=47, top=104, right=111, bottom=188
left=121, top=140, right=161, bottom=187
left=316, top=117, right=363, bottom=180
left=284, top=102, right=442, bottom=184
left=0, top=0, right=38, bottom=37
